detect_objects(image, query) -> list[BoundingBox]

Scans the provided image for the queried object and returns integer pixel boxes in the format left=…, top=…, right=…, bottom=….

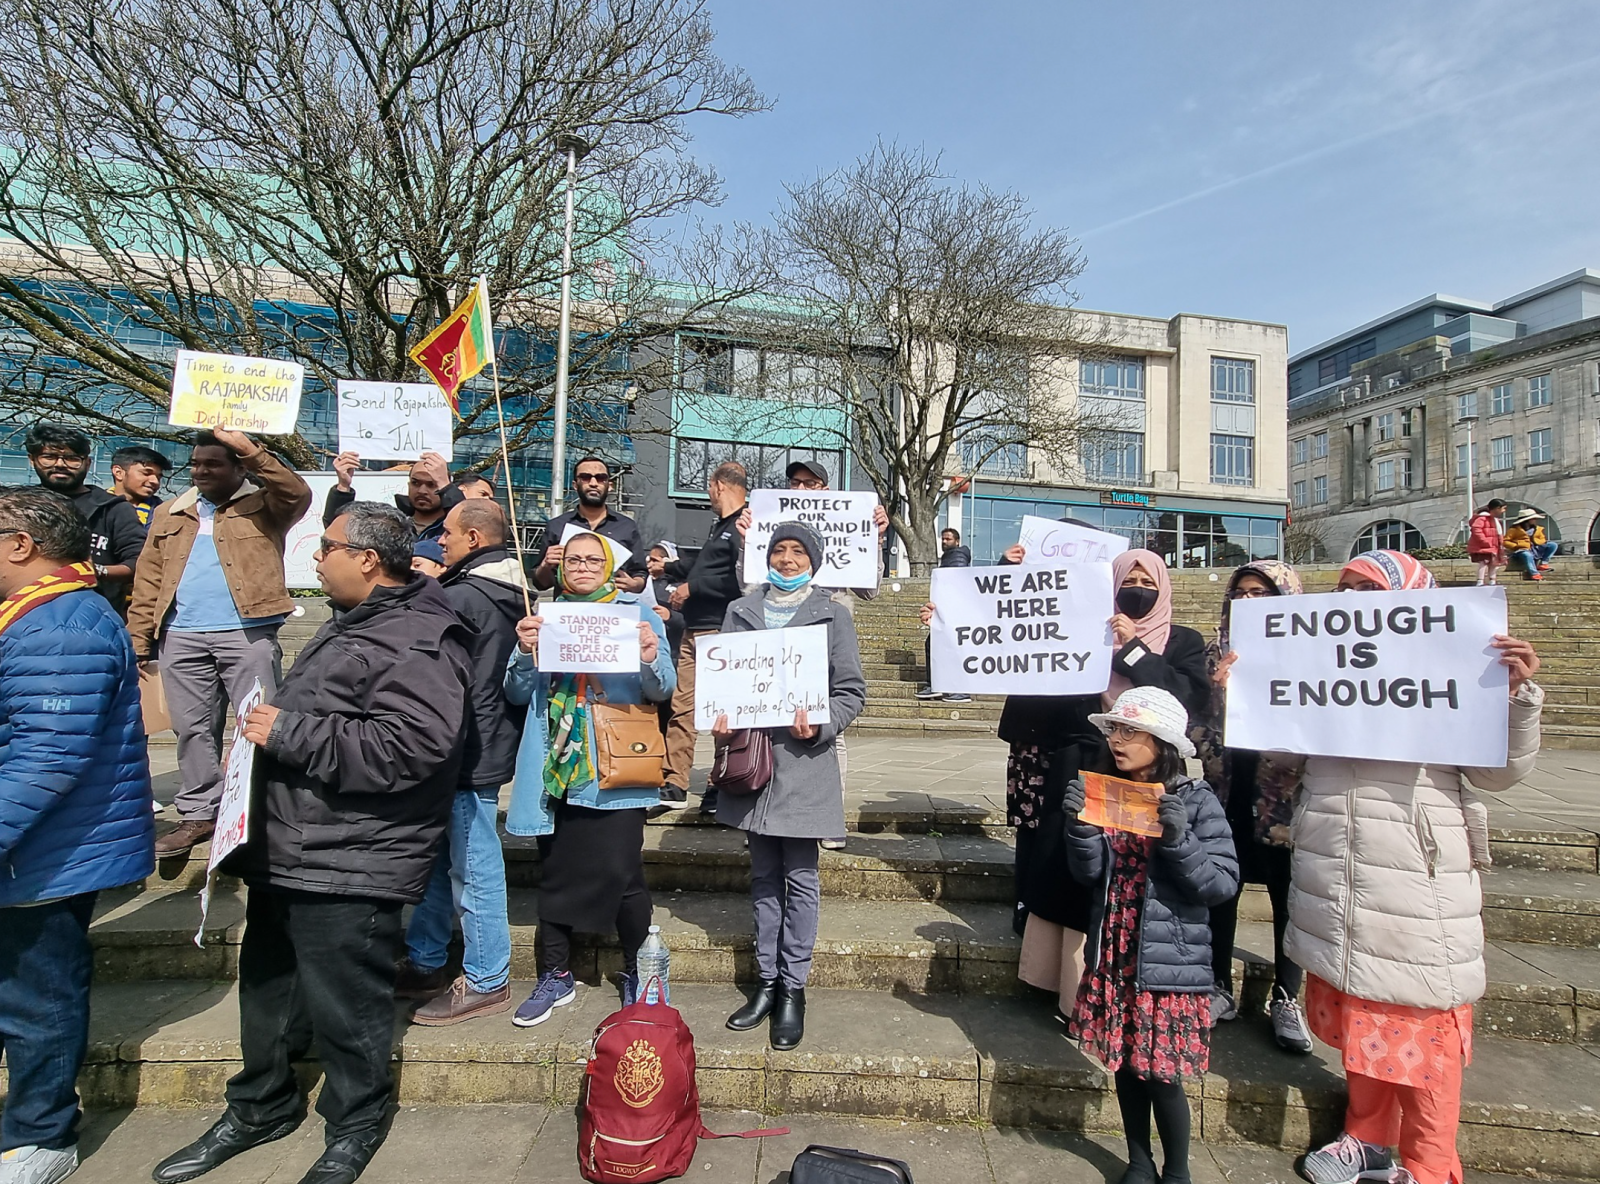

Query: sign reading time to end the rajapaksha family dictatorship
left=537, top=602, right=641, bottom=674
left=336, top=380, right=454, bottom=460
left=1225, top=586, right=1510, bottom=766
left=1016, top=515, right=1129, bottom=565
left=695, top=624, right=832, bottom=730
left=928, top=563, right=1116, bottom=696
left=169, top=350, right=304, bottom=435
left=742, top=489, right=880, bottom=590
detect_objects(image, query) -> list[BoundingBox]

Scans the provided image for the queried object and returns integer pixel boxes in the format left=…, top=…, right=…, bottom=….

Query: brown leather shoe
left=154, top=819, right=215, bottom=859
left=394, top=957, right=454, bottom=1000
left=410, top=977, right=514, bottom=1026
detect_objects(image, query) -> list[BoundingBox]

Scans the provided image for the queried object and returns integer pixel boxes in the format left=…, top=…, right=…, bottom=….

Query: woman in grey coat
left=711, top=521, right=867, bottom=1050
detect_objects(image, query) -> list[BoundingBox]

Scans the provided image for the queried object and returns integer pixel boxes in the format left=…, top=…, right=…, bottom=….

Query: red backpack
left=578, top=991, right=786, bottom=1183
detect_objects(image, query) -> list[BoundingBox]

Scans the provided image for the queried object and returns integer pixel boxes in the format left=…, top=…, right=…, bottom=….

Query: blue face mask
left=768, top=568, right=813, bottom=592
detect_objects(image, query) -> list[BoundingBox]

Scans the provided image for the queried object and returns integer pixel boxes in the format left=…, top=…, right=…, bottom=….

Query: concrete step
left=851, top=716, right=999, bottom=737
left=1481, top=867, right=1600, bottom=947
left=29, top=979, right=1600, bottom=1177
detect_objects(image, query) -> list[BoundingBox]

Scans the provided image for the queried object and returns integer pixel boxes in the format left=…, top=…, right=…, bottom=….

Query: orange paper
left=1081, top=771, right=1164, bottom=838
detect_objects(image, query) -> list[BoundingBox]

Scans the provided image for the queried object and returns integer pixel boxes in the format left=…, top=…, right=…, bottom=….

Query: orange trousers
left=1344, top=1069, right=1463, bottom=1184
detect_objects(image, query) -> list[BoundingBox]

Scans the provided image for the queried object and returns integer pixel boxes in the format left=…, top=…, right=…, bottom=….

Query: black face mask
left=1116, top=585, right=1160, bottom=620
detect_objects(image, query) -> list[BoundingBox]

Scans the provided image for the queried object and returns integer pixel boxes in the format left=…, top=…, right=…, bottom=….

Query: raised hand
left=333, top=450, right=361, bottom=491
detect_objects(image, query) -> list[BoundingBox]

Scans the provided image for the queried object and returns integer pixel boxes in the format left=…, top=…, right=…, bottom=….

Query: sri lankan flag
left=409, top=277, right=495, bottom=415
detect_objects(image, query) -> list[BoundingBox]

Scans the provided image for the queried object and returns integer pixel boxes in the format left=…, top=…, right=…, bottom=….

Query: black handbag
left=707, top=728, right=773, bottom=795
left=790, top=1145, right=914, bottom=1184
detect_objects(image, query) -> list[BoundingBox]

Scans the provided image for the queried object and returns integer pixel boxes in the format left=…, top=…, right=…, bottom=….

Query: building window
left=1455, top=442, right=1478, bottom=478
left=1457, top=391, right=1478, bottom=420
left=1374, top=412, right=1395, bottom=442
left=1312, top=431, right=1328, bottom=459
left=1491, top=383, right=1513, bottom=416
left=1292, top=437, right=1309, bottom=466
left=674, top=438, right=843, bottom=495
left=1210, top=434, right=1254, bottom=486
left=1317, top=337, right=1377, bottom=385
left=1081, top=357, right=1145, bottom=399
left=1401, top=409, right=1415, bottom=437
left=1211, top=357, right=1255, bottom=403
left=1079, top=358, right=1145, bottom=484
left=960, top=437, right=1028, bottom=479
left=1490, top=436, right=1514, bottom=471
left=1312, top=475, right=1328, bottom=504
left=1292, top=480, right=1308, bottom=507
left=678, top=335, right=837, bottom=404
left=1352, top=520, right=1425, bottom=557
left=1528, top=373, right=1552, bottom=408
left=1529, top=427, right=1553, bottom=465
left=1374, top=459, right=1396, bottom=492
left=1398, top=456, right=1412, bottom=489
left=1081, top=431, right=1145, bottom=483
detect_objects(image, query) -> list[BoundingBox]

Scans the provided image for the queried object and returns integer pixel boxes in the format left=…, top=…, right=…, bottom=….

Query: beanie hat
left=412, top=539, right=446, bottom=566
left=766, top=521, right=825, bottom=574
left=1088, top=686, right=1195, bottom=759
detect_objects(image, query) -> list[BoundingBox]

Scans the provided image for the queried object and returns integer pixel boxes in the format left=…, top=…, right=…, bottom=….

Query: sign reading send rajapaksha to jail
left=741, top=489, right=880, bottom=590
left=927, top=562, right=1115, bottom=696
left=1224, top=586, right=1510, bottom=766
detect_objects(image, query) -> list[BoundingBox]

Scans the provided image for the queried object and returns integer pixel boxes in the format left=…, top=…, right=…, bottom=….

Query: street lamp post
left=550, top=133, right=592, bottom=517
left=1459, top=413, right=1479, bottom=537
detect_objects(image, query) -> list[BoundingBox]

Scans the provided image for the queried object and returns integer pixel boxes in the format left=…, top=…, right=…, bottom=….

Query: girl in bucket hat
left=1060, top=686, right=1239, bottom=1184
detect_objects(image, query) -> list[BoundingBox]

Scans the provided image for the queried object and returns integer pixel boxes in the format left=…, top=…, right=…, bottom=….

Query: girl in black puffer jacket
left=1062, top=687, right=1239, bottom=1184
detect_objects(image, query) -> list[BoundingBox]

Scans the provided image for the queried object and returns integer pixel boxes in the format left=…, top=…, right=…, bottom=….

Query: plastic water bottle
left=637, top=926, right=670, bottom=1005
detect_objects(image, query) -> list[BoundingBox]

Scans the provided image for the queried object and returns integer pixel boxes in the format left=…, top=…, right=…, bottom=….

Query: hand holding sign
left=170, top=350, right=304, bottom=435
left=742, top=489, right=880, bottom=590
left=537, top=602, right=640, bottom=673
left=337, top=380, right=453, bottom=461
left=1080, top=772, right=1164, bottom=838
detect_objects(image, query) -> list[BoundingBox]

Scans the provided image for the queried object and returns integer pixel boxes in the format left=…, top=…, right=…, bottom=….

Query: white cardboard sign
left=284, top=471, right=411, bottom=590
left=537, top=602, right=641, bottom=673
left=741, top=489, right=880, bottom=590
left=196, top=678, right=263, bottom=946
left=336, top=380, right=454, bottom=461
left=1224, top=586, right=1510, bottom=765
left=169, top=350, right=304, bottom=435
left=1016, top=515, right=1129, bottom=565
left=559, top=522, right=633, bottom=574
left=694, top=624, right=832, bottom=730
left=928, top=563, right=1116, bottom=696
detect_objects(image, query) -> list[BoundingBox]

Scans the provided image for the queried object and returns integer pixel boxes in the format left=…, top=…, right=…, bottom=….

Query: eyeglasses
left=1227, top=587, right=1274, bottom=600
left=1104, top=722, right=1147, bottom=741
left=788, top=478, right=825, bottom=490
left=575, top=472, right=611, bottom=484
left=34, top=451, right=86, bottom=464
left=315, top=537, right=368, bottom=557
left=563, top=556, right=607, bottom=571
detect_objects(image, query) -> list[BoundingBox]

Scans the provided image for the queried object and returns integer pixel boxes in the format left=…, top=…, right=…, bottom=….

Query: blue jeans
left=0, top=893, right=97, bottom=1152
left=1513, top=542, right=1558, bottom=574
left=405, top=787, right=511, bottom=993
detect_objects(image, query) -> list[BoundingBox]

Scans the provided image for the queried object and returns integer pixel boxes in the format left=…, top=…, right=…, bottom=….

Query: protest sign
left=196, top=679, right=263, bottom=946
left=741, top=488, right=880, bottom=590
left=336, top=380, right=454, bottom=460
left=1016, top=515, right=1129, bottom=565
left=928, top=563, right=1115, bottom=696
left=694, top=624, right=832, bottom=730
left=169, top=350, right=303, bottom=435
left=559, top=522, right=633, bottom=573
left=1224, top=586, right=1510, bottom=765
left=1082, top=772, right=1163, bottom=838
left=538, top=602, right=641, bottom=673
left=285, top=471, right=411, bottom=589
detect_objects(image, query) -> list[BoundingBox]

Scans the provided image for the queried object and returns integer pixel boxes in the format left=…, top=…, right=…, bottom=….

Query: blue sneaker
left=621, top=972, right=641, bottom=1007
left=512, top=971, right=576, bottom=1027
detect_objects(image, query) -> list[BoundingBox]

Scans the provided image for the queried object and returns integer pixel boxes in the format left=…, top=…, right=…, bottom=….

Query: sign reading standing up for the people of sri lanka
left=1224, top=586, right=1510, bottom=766
left=169, top=350, right=304, bottom=435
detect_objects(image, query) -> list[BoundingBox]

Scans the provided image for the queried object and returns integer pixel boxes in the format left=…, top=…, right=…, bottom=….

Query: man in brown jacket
left=128, top=428, right=312, bottom=857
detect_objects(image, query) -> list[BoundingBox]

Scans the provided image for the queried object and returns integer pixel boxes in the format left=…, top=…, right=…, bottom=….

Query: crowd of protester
left=0, top=420, right=1549, bottom=1184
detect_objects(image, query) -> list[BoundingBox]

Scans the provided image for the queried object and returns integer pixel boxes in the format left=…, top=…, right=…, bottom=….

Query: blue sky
left=684, top=0, right=1600, bottom=354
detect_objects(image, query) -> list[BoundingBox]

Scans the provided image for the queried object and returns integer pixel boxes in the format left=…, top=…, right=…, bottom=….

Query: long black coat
left=1064, top=776, right=1239, bottom=994
left=226, top=575, right=471, bottom=903
left=438, top=546, right=528, bottom=790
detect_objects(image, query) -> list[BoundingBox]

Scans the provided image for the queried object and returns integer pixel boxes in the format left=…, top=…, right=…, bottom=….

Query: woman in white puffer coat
left=1285, top=551, right=1543, bottom=1184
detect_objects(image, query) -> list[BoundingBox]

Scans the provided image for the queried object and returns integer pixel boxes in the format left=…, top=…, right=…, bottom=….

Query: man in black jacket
left=26, top=423, right=146, bottom=613
left=648, top=460, right=747, bottom=808
left=322, top=450, right=462, bottom=542
left=398, top=499, right=528, bottom=1026
left=153, top=503, right=471, bottom=1184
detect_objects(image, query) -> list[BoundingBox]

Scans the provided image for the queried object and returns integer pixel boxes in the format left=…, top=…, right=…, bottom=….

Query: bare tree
left=0, top=0, right=765, bottom=470
left=1284, top=518, right=1332, bottom=565
left=705, top=144, right=1114, bottom=572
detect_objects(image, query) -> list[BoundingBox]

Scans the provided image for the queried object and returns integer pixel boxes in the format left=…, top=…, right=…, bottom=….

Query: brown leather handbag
left=590, top=698, right=667, bottom=790
left=708, top=729, right=774, bottom=796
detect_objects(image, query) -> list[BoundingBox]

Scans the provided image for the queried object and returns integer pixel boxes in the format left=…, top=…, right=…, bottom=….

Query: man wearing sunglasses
left=530, top=456, right=647, bottom=592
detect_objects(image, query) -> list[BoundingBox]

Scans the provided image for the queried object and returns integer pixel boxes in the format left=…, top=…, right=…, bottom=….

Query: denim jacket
left=503, top=594, right=675, bottom=836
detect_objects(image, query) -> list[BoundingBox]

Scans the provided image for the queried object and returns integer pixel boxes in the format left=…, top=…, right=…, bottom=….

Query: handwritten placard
left=537, top=601, right=640, bottom=673
left=1082, top=771, right=1163, bottom=838
left=1224, top=586, right=1510, bottom=765
left=742, top=489, right=880, bottom=590
left=336, top=380, right=454, bottom=460
left=169, top=350, right=303, bottom=435
left=928, top=563, right=1115, bottom=695
left=285, top=471, right=411, bottom=589
left=195, top=678, right=263, bottom=946
left=1016, top=515, right=1129, bottom=565
left=694, top=624, right=832, bottom=730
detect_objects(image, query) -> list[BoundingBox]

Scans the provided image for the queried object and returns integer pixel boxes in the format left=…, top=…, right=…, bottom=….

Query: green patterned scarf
left=543, top=532, right=621, bottom=799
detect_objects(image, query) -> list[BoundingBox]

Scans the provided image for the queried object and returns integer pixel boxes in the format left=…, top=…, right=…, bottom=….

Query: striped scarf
left=0, top=562, right=98, bottom=637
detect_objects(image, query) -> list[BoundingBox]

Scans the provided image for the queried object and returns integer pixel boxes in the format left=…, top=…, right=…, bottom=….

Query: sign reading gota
left=169, top=350, right=304, bottom=435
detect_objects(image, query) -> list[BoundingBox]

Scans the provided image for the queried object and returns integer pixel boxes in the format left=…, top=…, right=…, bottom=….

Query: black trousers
left=226, top=887, right=403, bottom=1141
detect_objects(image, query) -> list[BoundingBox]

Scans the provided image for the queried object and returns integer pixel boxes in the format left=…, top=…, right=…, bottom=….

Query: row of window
left=1461, top=374, right=1551, bottom=419
left=1291, top=475, right=1330, bottom=507
left=1291, top=431, right=1330, bottom=466
left=959, top=499, right=1281, bottom=568
left=1459, top=428, right=1553, bottom=475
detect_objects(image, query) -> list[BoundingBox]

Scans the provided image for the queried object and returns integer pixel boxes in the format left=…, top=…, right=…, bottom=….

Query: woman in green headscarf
left=503, top=530, right=676, bottom=1026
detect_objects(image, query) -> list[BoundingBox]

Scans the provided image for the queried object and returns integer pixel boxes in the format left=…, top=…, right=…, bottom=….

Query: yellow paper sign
left=1082, top=771, right=1164, bottom=838
left=168, top=350, right=304, bottom=435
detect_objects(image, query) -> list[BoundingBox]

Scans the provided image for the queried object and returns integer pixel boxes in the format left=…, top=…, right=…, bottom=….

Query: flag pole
left=488, top=356, right=534, bottom=617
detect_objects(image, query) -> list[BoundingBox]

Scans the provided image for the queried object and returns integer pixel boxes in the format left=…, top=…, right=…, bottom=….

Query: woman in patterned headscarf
left=1191, top=559, right=1312, bottom=1054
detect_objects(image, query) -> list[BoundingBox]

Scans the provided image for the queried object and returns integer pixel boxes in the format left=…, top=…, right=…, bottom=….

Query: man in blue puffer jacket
left=0, top=487, right=154, bottom=1184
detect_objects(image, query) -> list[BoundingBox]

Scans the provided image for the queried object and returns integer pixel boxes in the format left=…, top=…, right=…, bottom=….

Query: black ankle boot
left=726, top=980, right=778, bottom=1031
left=770, top=983, right=805, bottom=1050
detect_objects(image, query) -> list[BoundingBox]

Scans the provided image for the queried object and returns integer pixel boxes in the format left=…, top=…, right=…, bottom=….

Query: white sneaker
left=820, top=838, right=846, bottom=850
left=1271, top=985, right=1314, bottom=1054
left=0, top=1145, right=79, bottom=1184
left=1298, top=1133, right=1394, bottom=1184
left=1209, top=988, right=1238, bottom=1024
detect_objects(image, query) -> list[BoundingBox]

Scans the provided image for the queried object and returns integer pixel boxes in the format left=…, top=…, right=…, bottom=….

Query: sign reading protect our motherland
left=1224, top=586, right=1510, bottom=766
left=927, top=563, right=1115, bottom=696
left=336, top=380, right=454, bottom=460
left=694, top=623, right=832, bottom=730
left=169, top=350, right=304, bottom=435
left=742, top=489, right=880, bottom=591
left=537, top=602, right=641, bottom=674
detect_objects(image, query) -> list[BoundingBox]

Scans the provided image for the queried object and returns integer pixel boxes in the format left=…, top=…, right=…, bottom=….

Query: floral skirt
left=1067, top=832, right=1211, bottom=1082
left=1006, top=743, right=1048, bottom=829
